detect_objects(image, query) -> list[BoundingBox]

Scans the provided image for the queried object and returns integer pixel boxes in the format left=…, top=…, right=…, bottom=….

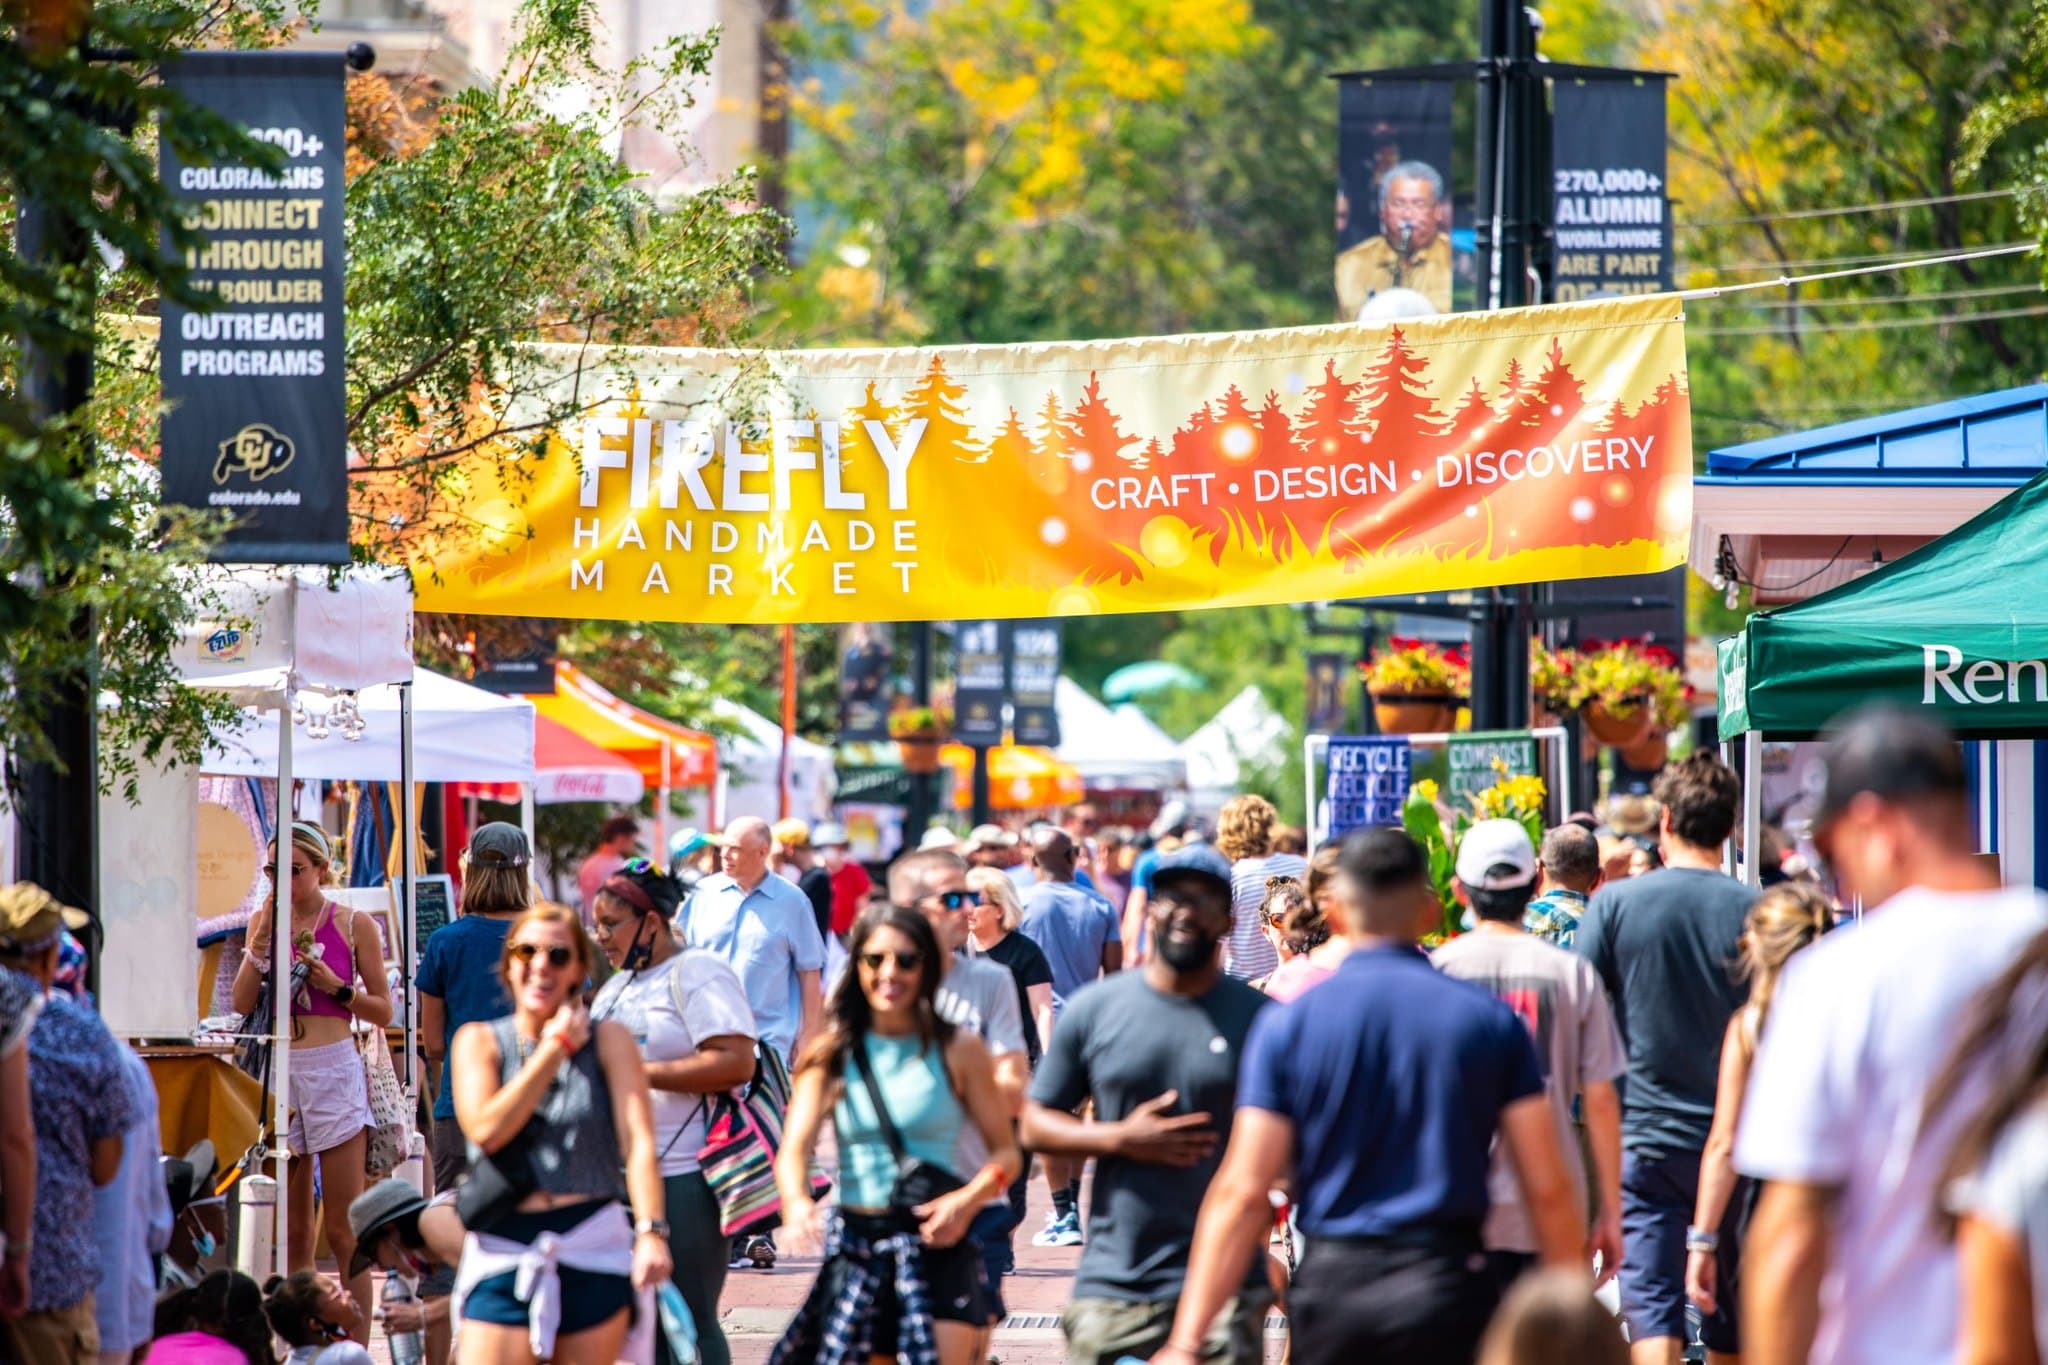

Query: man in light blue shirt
left=676, top=815, right=826, bottom=1067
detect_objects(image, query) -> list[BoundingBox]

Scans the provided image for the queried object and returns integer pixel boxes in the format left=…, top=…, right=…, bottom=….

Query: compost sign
left=408, top=295, right=1692, bottom=623
left=160, top=51, right=349, bottom=563
left=1446, top=730, right=1539, bottom=807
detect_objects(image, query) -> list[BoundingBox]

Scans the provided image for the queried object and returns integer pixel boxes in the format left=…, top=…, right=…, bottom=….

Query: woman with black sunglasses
left=772, top=906, right=1021, bottom=1365
left=448, top=902, right=672, bottom=1365
left=590, top=860, right=759, bottom=1365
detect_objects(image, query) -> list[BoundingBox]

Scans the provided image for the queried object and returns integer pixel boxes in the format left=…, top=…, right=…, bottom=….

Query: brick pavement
left=363, top=1168, right=1289, bottom=1363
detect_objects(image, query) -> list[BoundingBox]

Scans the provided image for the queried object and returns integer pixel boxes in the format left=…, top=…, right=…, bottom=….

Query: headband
left=601, top=875, right=658, bottom=917
left=290, top=821, right=332, bottom=865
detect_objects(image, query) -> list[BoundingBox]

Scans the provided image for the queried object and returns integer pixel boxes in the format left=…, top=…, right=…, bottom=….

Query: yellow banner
left=408, top=294, right=1692, bottom=623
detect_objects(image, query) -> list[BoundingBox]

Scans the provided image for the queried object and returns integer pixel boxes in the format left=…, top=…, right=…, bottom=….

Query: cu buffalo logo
left=213, top=423, right=295, bottom=485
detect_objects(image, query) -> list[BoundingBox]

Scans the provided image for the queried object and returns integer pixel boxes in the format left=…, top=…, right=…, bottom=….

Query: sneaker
left=727, top=1249, right=751, bottom=1270
left=745, top=1235, right=777, bottom=1269
left=1046, top=1212, right=1084, bottom=1247
left=1030, top=1212, right=1065, bottom=1247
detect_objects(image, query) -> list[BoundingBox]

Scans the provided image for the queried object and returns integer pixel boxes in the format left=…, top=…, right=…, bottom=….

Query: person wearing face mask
left=1021, top=845, right=1274, bottom=1365
left=590, top=861, right=758, bottom=1365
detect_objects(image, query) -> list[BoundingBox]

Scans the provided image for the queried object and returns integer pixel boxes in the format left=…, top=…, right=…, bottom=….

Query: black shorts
left=830, top=1211, right=993, bottom=1336
left=1289, top=1233, right=1496, bottom=1365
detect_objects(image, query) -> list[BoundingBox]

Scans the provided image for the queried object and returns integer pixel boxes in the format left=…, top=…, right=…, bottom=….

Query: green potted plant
left=1530, top=640, right=1578, bottom=727
left=888, top=704, right=953, bottom=773
left=1403, top=767, right=1550, bottom=942
left=1570, top=643, right=1665, bottom=748
left=1622, top=660, right=1692, bottom=770
left=1360, top=642, right=1467, bottom=735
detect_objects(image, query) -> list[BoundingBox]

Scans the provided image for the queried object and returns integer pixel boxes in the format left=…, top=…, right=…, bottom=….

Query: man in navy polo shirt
left=1154, top=827, right=1583, bottom=1365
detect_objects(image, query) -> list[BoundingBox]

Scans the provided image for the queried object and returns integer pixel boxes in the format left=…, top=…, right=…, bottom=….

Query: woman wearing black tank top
left=449, top=902, right=672, bottom=1364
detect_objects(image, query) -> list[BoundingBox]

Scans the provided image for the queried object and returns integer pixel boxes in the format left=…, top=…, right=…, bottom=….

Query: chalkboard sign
left=412, top=874, right=455, bottom=950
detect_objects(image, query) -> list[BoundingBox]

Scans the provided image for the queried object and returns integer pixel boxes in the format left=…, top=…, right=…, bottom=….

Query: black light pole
left=12, top=40, right=105, bottom=988
left=1468, top=0, right=1546, bottom=732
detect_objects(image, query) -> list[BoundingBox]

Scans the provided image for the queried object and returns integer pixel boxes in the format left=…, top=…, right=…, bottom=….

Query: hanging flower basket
left=1372, top=691, right=1459, bottom=736
left=1585, top=698, right=1653, bottom=748
left=896, top=737, right=944, bottom=773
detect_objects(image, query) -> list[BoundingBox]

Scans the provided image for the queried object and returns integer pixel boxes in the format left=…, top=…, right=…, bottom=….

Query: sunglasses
left=935, top=890, right=981, bottom=913
left=620, top=856, right=657, bottom=875
left=508, top=942, right=575, bottom=969
left=859, top=950, right=923, bottom=972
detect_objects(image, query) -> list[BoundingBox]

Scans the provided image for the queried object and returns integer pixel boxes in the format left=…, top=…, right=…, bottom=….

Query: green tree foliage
left=1142, top=602, right=1308, bottom=823
left=1633, top=0, right=2047, bottom=451
left=0, top=0, right=292, bottom=792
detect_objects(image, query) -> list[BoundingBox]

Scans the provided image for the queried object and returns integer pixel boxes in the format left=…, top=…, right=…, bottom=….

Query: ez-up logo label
left=1923, top=645, right=2048, bottom=705
left=201, top=624, right=253, bottom=664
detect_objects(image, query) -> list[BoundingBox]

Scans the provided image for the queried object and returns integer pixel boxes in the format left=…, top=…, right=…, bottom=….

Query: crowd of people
left=13, top=703, right=2048, bottom=1364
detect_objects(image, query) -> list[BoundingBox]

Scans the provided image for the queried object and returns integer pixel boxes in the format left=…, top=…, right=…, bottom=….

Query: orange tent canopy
left=940, top=743, right=1085, bottom=811
left=533, top=662, right=718, bottom=789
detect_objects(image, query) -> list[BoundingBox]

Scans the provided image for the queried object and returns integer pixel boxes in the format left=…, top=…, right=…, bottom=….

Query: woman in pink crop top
left=230, top=821, right=392, bottom=1340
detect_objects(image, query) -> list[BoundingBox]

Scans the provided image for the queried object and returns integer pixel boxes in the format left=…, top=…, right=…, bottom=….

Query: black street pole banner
left=1306, top=653, right=1350, bottom=734
left=838, top=622, right=896, bottom=743
left=954, top=620, right=1007, bottom=746
left=160, top=51, right=348, bottom=564
left=1009, top=621, right=1062, bottom=748
left=1550, top=78, right=1671, bottom=302
left=1335, top=78, right=1456, bottom=321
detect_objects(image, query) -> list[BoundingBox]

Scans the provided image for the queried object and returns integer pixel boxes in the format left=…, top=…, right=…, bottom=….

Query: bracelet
left=247, top=950, right=272, bottom=975
left=977, top=1161, right=1011, bottom=1196
left=1685, top=1226, right=1720, bottom=1253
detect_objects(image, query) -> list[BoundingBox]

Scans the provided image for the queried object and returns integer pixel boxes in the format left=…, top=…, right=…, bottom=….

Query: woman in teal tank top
left=774, top=906, right=1021, bottom=1365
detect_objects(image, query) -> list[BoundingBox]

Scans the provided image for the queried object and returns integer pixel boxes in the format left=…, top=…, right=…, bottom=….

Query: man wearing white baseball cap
left=1432, top=818, right=1626, bottom=1299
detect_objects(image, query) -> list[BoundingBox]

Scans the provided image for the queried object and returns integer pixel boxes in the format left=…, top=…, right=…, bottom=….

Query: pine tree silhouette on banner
left=1292, top=359, right=1361, bottom=465
left=1073, top=372, right=1139, bottom=469
left=1441, top=376, right=1497, bottom=444
left=1353, top=327, right=1443, bottom=453
left=839, top=381, right=897, bottom=479
left=1029, top=391, right=1081, bottom=495
left=978, top=407, right=1033, bottom=467
left=899, top=356, right=975, bottom=461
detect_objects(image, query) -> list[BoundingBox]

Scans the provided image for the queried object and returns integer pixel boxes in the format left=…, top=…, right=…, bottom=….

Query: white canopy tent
left=1054, top=677, right=1187, bottom=790
left=171, top=567, right=415, bottom=1279
left=1180, top=685, right=1291, bottom=817
left=711, top=695, right=838, bottom=825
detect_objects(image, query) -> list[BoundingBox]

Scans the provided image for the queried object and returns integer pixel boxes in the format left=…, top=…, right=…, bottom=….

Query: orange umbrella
left=940, top=743, right=1086, bottom=811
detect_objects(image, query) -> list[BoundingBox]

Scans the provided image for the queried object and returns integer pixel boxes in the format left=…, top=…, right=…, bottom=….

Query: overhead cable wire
left=1679, top=186, right=2023, bottom=230
left=1691, top=240, right=2036, bottom=275
left=1694, top=300, right=2048, bottom=338
left=1689, top=282, right=2042, bottom=311
left=1672, top=241, right=2037, bottom=299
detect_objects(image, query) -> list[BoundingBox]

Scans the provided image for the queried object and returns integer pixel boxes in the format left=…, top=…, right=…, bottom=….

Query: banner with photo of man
left=1336, top=79, right=1455, bottom=321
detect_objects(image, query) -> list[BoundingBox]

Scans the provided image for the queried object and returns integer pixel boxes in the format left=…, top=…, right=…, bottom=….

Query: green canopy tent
left=1716, top=467, right=2048, bottom=882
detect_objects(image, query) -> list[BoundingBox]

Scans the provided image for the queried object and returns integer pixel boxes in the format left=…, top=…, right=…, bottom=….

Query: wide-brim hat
left=347, top=1178, right=431, bottom=1278
left=161, top=1139, right=218, bottom=1219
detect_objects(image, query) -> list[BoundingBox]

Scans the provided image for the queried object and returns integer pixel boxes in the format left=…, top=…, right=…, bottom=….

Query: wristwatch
left=1685, top=1226, right=1720, bottom=1253
left=332, top=984, right=356, bottom=1008
left=634, top=1218, right=671, bottom=1239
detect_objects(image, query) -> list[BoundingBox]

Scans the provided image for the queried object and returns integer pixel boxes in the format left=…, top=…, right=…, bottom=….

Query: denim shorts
left=459, top=1201, right=635, bottom=1335
left=1619, top=1146, right=1738, bottom=1348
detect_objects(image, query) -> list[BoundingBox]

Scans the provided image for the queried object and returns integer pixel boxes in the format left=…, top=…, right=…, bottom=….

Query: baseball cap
left=1149, top=843, right=1234, bottom=902
left=669, top=826, right=714, bottom=859
left=811, top=821, right=850, bottom=848
left=772, top=818, right=811, bottom=850
left=918, top=826, right=960, bottom=852
left=0, top=882, right=90, bottom=951
left=1814, top=704, right=1965, bottom=833
left=468, top=822, right=531, bottom=869
left=347, top=1179, right=430, bottom=1278
left=1455, top=818, right=1539, bottom=890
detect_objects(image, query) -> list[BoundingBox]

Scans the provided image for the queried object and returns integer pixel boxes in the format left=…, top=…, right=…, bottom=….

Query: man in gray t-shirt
left=1022, top=845, right=1271, bottom=1365
left=1433, top=819, right=1625, bottom=1283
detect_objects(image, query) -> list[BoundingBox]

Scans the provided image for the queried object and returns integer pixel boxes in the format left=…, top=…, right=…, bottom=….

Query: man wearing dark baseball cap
left=1737, top=705, right=2048, bottom=1365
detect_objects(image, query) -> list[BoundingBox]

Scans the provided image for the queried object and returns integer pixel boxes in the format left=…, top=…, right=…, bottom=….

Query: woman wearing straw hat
left=232, top=822, right=393, bottom=1340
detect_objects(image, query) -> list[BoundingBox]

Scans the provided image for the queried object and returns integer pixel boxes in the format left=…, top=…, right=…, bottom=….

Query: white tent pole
left=1720, top=740, right=1738, bottom=878
left=1742, top=731, right=1763, bottom=888
left=272, top=682, right=294, bottom=1279
left=657, top=745, right=670, bottom=850
left=519, top=785, right=537, bottom=863
left=398, top=682, right=418, bottom=1104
